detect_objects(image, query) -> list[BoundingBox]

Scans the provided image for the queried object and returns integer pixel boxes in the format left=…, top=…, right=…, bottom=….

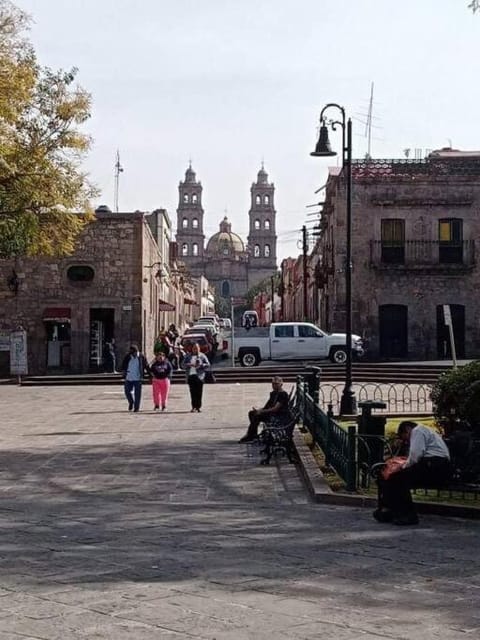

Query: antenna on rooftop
left=354, top=81, right=382, bottom=159
left=114, top=150, right=124, bottom=213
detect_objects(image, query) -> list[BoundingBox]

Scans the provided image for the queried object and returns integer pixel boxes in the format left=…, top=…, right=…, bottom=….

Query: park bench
left=258, top=389, right=299, bottom=465
left=369, top=430, right=480, bottom=499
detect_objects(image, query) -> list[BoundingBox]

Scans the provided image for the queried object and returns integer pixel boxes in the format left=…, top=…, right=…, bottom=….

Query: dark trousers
left=104, top=354, right=116, bottom=373
left=378, top=457, right=451, bottom=516
left=245, top=410, right=264, bottom=438
left=124, top=380, right=142, bottom=411
left=188, top=375, right=204, bottom=409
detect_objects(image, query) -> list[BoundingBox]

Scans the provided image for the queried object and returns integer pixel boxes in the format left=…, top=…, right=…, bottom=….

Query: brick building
left=315, top=149, right=480, bottom=360
left=0, top=208, right=203, bottom=375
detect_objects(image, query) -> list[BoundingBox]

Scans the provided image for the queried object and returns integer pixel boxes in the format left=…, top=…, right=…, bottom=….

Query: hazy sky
left=17, top=0, right=480, bottom=260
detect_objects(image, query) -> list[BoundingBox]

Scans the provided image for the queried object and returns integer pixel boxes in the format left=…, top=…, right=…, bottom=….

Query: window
left=264, top=219, right=270, bottom=230
left=264, top=194, right=270, bottom=205
left=192, top=194, right=198, bottom=203
left=274, top=325, right=294, bottom=338
left=298, top=325, right=322, bottom=338
left=192, top=218, right=198, bottom=229
left=183, top=194, right=189, bottom=203
left=192, top=243, right=198, bottom=256
left=254, top=244, right=260, bottom=257
left=255, top=195, right=261, bottom=205
left=381, top=219, right=405, bottom=264
left=67, top=265, right=95, bottom=282
left=254, top=219, right=260, bottom=230
left=221, top=280, right=230, bottom=297
left=182, top=217, right=188, bottom=229
left=264, top=244, right=270, bottom=257
left=182, top=243, right=188, bottom=256
left=439, top=218, right=463, bottom=263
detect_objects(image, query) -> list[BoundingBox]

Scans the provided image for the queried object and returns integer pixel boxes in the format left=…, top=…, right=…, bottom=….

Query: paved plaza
left=0, top=382, right=480, bottom=639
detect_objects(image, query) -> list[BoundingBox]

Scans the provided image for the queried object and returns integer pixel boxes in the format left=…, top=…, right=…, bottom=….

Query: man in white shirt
left=375, top=421, right=451, bottom=526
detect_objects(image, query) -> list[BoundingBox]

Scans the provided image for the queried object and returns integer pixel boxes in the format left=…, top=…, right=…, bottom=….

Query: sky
left=16, top=0, right=480, bottom=261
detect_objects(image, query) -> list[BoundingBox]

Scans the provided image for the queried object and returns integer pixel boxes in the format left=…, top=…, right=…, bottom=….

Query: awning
left=184, top=298, right=198, bottom=305
left=43, top=307, right=71, bottom=322
left=159, top=300, right=176, bottom=312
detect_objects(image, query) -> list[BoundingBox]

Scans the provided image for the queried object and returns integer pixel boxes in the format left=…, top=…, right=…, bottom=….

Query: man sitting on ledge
left=239, top=376, right=291, bottom=444
left=375, top=420, right=451, bottom=526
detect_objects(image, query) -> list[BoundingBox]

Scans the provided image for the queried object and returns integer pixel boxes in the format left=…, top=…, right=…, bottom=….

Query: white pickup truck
left=234, top=322, right=364, bottom=367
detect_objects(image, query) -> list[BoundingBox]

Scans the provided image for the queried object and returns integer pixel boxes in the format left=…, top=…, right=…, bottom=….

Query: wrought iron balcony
left=370, top=240, right=475, bottom=270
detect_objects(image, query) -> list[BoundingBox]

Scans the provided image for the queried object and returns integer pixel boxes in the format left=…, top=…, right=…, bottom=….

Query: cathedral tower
left=247, top=164, right=277, bottom=288
left=175, top=164, right=205, bottom=274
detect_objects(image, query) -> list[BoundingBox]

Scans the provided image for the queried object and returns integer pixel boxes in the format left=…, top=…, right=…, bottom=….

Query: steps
left=16, top=362, right=451, bottom=386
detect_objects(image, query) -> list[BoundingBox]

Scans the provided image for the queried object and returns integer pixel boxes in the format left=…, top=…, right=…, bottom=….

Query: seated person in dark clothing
left=375, top=420, right=451, bottom=526
left=239, top=376, right=291, bottom=443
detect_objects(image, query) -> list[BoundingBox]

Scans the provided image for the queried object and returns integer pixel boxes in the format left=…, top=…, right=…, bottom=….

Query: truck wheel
left=240, top=350, right=260, bottom=367
left=330, top=347, right=347, bottom=364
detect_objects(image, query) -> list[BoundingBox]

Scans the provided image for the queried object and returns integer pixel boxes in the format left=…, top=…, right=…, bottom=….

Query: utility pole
left=302, top=225, right=308, bottom=322
left=114, top=150, right=124, bottom=213
left=270, top=275, right=275, bottom=323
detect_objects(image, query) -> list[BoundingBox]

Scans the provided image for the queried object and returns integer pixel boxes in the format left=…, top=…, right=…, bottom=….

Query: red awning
left=42, top=307, right=71, bottom=322
left=159, top=300, right=176, bottom=312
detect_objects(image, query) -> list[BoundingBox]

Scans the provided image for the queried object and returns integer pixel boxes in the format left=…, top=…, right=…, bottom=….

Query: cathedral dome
left=206, top=217, right=245, bottom=256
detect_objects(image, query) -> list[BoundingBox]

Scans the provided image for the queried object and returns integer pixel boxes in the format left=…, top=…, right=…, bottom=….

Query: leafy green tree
left=0, top=0, right=97, bottom=258
left=430, top=361, right=480, bottom=435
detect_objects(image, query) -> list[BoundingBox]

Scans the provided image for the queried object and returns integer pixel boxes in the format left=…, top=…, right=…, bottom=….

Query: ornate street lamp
left=311, top=103, right=356, bottom=415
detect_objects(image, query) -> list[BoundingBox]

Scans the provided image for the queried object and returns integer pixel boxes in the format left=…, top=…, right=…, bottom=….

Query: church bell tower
left=247, top=164, right=277, bottom=287
left=175, top=164, right=205, bottom=274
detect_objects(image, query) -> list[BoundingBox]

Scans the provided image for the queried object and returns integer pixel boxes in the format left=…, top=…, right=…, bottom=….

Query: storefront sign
left=10, top=330, right=28, bottom=375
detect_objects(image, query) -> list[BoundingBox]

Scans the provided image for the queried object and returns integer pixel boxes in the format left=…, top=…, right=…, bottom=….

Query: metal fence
left=297, top=377, right=356, bottom=491
left=319, top=382, right=432, bottom=415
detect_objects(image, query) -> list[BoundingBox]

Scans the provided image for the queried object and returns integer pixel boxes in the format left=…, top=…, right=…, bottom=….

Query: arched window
left=254, top=244, right=260, bottom=257
left=264, top=244, right=270, bottom=257
left=192, top=194, right=198, bottom=203
left=255, top=195, right=261, bottom=205
left=183, top=194, right=189, bottom=203
left=192, top=243, right=199, bottom=256
left=192, top=218, right=198, bottom=229
left=182, top=243, right=188, bottom=256
left=221, top=280, right=230, bottom=297
left=264, top=194, right=270, bottom=205
left=67, top=265, right=95, bottom=282
left=182, top=217, right=188, bottom=229
left=254, top=219, right=260, bottom=230
left=264, top=219, right=270, bottom=230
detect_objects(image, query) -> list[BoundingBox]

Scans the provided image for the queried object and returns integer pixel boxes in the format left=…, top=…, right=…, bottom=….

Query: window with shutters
left=381, top=219, right=405, bottom=263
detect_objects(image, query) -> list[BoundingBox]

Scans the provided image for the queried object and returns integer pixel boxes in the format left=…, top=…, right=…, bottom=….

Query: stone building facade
left=0, top=209, right=202, bottom=375
left=175, top=164, right=278, bottom=301
left=314, top=149, right=480, bottom=360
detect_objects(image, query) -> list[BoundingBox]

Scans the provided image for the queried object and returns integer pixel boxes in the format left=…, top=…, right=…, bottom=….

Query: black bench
left=258, top=408, right=300, bottom=465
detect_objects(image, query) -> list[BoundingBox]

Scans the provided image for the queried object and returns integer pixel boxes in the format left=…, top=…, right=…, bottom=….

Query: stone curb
left=293, top=428, right=480, bottom=519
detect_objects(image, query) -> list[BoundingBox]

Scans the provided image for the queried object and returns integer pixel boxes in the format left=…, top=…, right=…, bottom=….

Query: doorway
left=436, top=305, right=465, bottom=359
left=379, top=304, right=408, bottom=359
left=89, top=308, right=115, bottom=371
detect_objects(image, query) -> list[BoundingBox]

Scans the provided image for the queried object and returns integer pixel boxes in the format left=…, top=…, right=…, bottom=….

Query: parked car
left=234, top=322, right=364, bottom=367
left=180, top=334, right=212, bottom=359
left=222, top=318, right=232, bottom=330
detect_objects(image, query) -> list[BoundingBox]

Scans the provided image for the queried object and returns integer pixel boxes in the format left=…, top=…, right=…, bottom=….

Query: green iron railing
left=297, top=375, right=356, bottom=491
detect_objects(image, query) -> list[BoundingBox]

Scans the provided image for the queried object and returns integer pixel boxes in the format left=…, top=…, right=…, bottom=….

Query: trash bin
left=306, top=366, right=322, bottom=398
left=357, top=400, right=387, bottom=468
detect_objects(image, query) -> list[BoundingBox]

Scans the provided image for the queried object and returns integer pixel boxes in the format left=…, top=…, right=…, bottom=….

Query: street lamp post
left=311, top=103, right=356, bottom=415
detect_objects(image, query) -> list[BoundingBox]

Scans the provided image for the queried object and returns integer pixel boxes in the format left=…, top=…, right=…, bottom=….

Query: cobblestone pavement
left=0, top=383, right=480, bottom=639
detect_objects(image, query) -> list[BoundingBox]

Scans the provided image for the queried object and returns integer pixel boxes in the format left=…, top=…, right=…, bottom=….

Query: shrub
left=430, top=361, right=480, bottom=435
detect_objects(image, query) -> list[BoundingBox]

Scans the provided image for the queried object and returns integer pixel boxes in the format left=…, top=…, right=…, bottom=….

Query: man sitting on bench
left=238, top=376, right=291, bottom=444
left=375, top=420, right=451, bottom=526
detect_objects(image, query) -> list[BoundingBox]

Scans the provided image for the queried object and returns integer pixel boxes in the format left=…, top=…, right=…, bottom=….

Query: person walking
left=103, top=339, right=117, bottom=373
left=150, top=352, right=173, bottom=411
left=120, top=344, right=150, bottom=412
left=183, top=343, right=210, bottom=412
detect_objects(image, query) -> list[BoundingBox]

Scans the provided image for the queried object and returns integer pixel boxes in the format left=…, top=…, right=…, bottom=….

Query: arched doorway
left=379, top=304, right=408, bottom=359
left=436, top=304, right=465, bottom=359
left=221, top=280, right=230, bottom=298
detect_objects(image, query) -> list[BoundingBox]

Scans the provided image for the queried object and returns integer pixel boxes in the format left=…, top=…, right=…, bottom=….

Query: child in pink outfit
left=150, top=353, right=173, bottom=410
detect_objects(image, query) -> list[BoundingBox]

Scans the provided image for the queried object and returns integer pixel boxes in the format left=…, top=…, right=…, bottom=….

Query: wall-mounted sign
left=10, top=330, right=28, bottom=375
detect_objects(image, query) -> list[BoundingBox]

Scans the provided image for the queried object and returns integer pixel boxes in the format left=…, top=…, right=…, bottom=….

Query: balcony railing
left=370, top=240, right=475, bottom=269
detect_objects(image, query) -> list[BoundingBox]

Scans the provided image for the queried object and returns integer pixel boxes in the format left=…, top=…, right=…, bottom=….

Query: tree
left=0, top=0, right=97, bottom=259
left=468, top=1, right=480, bottom=13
